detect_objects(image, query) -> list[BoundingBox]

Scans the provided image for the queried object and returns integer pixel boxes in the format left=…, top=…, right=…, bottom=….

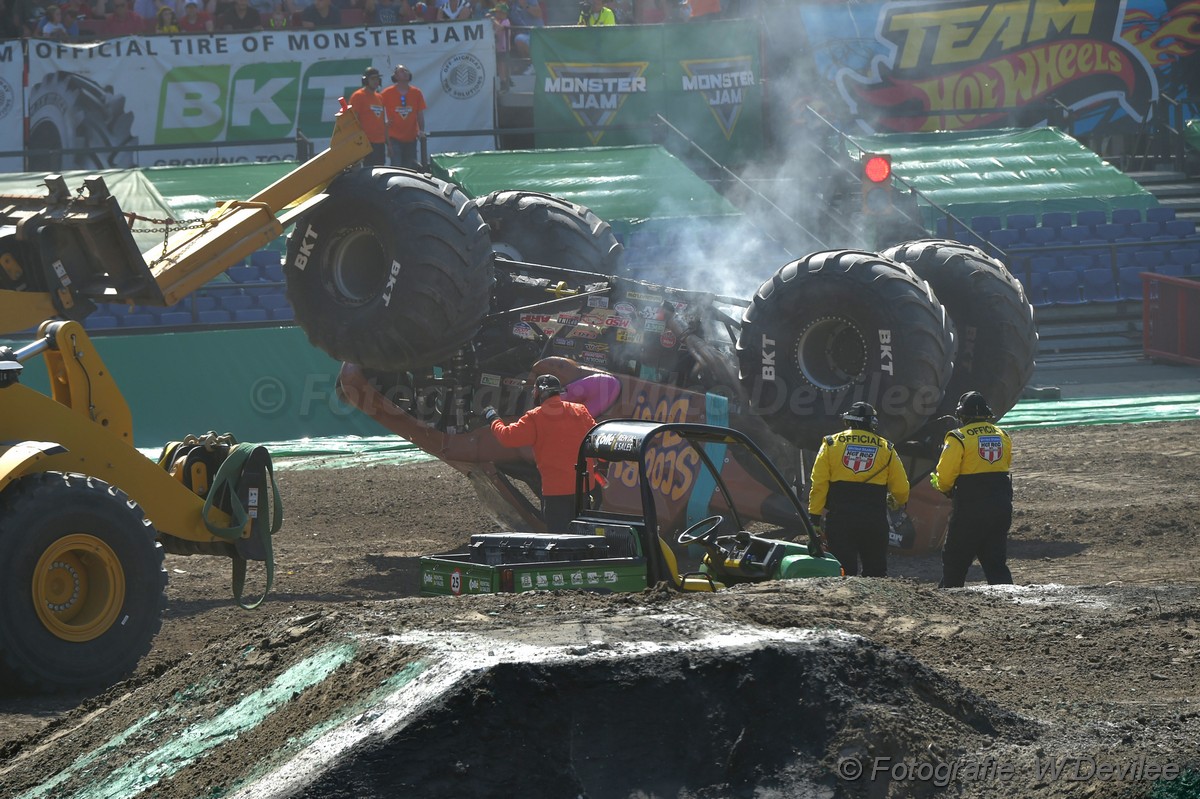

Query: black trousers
left=941, top=502, right=1013, bottom=587
left=826, top=518, right=888, bottom=577
left=542, top=494, right=576, bottom=534
left=363, top=142, right=386, bottom=167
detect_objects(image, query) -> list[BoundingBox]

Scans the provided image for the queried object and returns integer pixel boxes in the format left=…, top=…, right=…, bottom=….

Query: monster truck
left=283, top=170, right=1037, bottom=557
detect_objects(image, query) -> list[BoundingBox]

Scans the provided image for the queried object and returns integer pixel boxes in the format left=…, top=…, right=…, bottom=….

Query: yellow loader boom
left=0, top=105, right=372, bottom=334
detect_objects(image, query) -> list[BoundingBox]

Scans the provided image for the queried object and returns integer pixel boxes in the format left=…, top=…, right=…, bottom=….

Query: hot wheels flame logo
left=837, top=0, right=1159, bottom=132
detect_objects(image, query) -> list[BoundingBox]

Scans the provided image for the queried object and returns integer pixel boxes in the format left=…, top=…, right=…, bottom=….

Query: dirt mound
left=2, top=420, right=1199, bottom=798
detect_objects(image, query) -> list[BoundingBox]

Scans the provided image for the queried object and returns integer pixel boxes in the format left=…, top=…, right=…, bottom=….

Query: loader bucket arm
left=0, top=106, right=373, bottom=333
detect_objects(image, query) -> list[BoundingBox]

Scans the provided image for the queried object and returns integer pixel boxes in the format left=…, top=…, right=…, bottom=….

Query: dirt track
left=1, top=419, right=1199, bottom=798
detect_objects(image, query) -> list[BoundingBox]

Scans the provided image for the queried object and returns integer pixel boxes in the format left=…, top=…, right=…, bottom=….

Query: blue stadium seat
left=1057, top=226, right=1089, bottom=244
left=1094, top=223, right=1127, bottom=242
left=1158, top=264, right=1185, bottom=278
left=226, top=265, right=259, bottom=283
left=1047, top=270, right=1084, bottom=304
left=1030, top=256, right=1059, bottom=274
left=219, top=295, right=254, bottom=312
left=270, top=306, right=295, bottom=322
left=198, top=309, right=233, bottom=324
left=1061, top=254, right=1094, bottom=274
left=1164, top=219, right=1197, bottom=239
left=1040, top=211, right=1072, bottom=230
left=1128, top=221, right=1160, bottom=239
left=1025, top=273, right=1050, bottom=307
left=1146, top=207, right=1176, bottom=225
left=1075, top=210, right=1107, bottom=230
left=1168, top=248, right=1200, bottom=275
left=234, top=308, right=269, bottom=323
left=1111, top=208, right=1142, bottom=226
left=86, top=314, right=120, bottom=330
left=191, top=296, right=218, bottom=313
left=1019, top=226, right=1057, bottom=246
left=1080, top=269, right=1120, bottom=303
left=256, top=293, right=291, bottom=311
left=250, top=250, right=282, bottom=268
left=262, top=264, right=284, bottom=282
left=1118, top=267, right=1144, bottom=300
left=160, top=312, right=193, bottom=327
left=1005, top=213, right=1037, bottom=231
left=122, top=313, right=156, bottom=327
left=988, top=229, right=1019, bottom=250
left=970, top=215, right=1002, bottom=234
left=1133, top=251, right=1166, bottom=271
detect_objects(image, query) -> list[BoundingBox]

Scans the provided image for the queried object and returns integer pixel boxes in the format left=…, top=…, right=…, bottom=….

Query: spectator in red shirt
left=178, top=0, right=214, bottom=30
left=219, top=0, right=262, bottom=29
left=103, top=0, right=146, bottom=34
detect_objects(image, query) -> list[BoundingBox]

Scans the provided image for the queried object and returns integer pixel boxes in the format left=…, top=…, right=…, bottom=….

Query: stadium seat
left=1075, top=209, right=1107, bottom=230
left=1005, top=213, right=1037, bottom=231
left=85, top=314, right=120, bottom=330
left=1018, top=226, right=1057, bottom=246
left=122, top=313, right=156, bottom=327
left=234, top=308, right=270, bottom=323
left=1080, top=269, right=1120, bottom=303
left=256, top=293, right=291, bottom=311
left=1110, top=208, right=1142, bottom=226
left=970, top=215, right=1002, bottom=234
left=1057, top=226, right=1089, bottom=244
left=1128, top=221, right=1160, bottom=239
left=1118, top=267, right=1144, bottom=300
left=1029, top=255, right=1059, bottom=274
left=1025, top=273, right=1050, bottom=307
left=198, top=309, right=233, bottom=325
left=262, top=264, right=284, bottom=282
left=1133, top=251, right=1166, bottom=271
left=1158, top=264, right=1185, bottom=278
left=219, top=295, right=254, bottom=312
left=191, top=296, right=219, bottom=313
left=1163, top=219, right=1197, bottom=239
left=1040, top=211, right=1072, bottom=230
left=226, top=265, right=260, bottom=283
left=987, top=229, right=1019, bottom=250
left=1167, top=248, right=1200, bottom=275
left=1061, top=254, right=1093, bottom=274
left=160, top=312, right=193, bottom=327
left=1146, top=207, right=1177, bottom=225
left=271, top=306, right=295, bottom=322
left=1046, top=270, right=1084, bottom=304
left=1094, top=223, right=1127, bottom=242
left=250, top=250, right=281, bottom=269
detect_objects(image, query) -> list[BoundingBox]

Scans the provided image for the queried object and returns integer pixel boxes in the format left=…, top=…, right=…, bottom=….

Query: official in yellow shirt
left=932, top=391, right=1014, bottom=587
left=809, top=402, right=909, bottom=576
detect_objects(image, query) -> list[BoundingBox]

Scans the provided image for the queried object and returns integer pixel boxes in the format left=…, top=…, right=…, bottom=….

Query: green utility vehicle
left=420, top=420, right=843, bottom=596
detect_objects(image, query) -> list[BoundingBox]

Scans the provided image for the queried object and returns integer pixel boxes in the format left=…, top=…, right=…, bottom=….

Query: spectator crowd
left=2, top=0, right=727, bottom=41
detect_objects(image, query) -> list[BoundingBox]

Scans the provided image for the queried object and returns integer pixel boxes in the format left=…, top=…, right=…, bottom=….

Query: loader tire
left=736, top=249, right=955, bottom=450
left=0, top=472, right=167, bottom=694
left=285, top=168, right=494, bottom=372
left=882, top=239, right=1037, bottom=429
left=476, top=190, right=623, bottom=275
left=26, top=71, right=138, bottom=172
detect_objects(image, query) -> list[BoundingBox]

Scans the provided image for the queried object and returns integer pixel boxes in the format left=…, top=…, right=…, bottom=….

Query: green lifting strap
left=201, top=443, right=284, bottom=610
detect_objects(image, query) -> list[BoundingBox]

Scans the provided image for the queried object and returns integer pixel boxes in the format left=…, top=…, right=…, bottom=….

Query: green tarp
left=431, top=144, right=741, bottom=225
left=848, top=127, right=1158, bottom=228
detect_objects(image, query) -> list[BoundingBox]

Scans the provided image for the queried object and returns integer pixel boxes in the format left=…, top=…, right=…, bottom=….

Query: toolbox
left=468, top=533, right=610, bottom=565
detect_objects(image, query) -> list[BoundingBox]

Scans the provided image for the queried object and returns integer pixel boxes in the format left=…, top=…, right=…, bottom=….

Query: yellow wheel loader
left=0, top=105, right=374, bottom=693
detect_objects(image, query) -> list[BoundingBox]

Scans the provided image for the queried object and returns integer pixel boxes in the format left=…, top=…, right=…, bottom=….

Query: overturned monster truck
left=285, top=168, right=1037, bottom=555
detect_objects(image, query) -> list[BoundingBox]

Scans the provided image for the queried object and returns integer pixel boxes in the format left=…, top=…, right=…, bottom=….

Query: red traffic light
left=863, top=154, right=892, bottom=183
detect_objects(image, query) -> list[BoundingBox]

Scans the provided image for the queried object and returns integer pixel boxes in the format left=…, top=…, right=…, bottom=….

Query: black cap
left=841, top=401, right=878, bottom=431
left=533, top=374, right=563, bottom=404
left=362, top=67, right=381, bottom=85
left=955, top=391, right=994, bottom=423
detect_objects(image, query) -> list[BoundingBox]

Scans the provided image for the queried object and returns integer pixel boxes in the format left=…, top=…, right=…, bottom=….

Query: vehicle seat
left=657, top=537, right=724, bottom=592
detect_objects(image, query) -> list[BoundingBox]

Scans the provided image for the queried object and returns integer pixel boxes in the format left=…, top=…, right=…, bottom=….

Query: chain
left=125, top=211, right=219, bottom=262
left=180, top=431, right=240, bottom=450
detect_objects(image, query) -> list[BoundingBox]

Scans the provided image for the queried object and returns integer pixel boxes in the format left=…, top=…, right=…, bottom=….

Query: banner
left=24, top=21, right=497, bottom=169
left=0, top=40, right=20, bottom=173
left=531, top=19, right=762, bottom=163
left=765, top=0, right=1200, bottom=136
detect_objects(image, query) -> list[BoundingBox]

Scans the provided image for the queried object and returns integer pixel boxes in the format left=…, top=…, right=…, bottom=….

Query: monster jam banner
left=531, top=20, right=762, bottom=164
left=0, top=41, right=21, bottom=173
left=25, top=21, right=496, bottom=169
left=764, top=0, right=1199, bottom=136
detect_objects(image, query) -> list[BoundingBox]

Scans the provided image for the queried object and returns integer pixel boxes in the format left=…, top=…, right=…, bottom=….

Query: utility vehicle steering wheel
left=676, top=515, right=725, bottom=547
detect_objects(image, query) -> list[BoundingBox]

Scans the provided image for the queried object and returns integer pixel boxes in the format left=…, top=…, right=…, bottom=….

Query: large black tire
left=285, top=168, right=494, bottom=372
left=881, top=239, right=1038, bottom=428
left=736, top=250, right=955, bottom=449
left=475, top=190, right=623, bottom=274
left=26, top=72, right=137, bottom=172
left=0, top=473, right=167, bottom=693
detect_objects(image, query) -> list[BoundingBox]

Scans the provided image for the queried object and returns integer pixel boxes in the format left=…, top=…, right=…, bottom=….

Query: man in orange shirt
left=380, top=65, right=428, bottom=170
left=485, top=374, right=598, bottom=533
left=348, top=67, right=387, bottom=167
